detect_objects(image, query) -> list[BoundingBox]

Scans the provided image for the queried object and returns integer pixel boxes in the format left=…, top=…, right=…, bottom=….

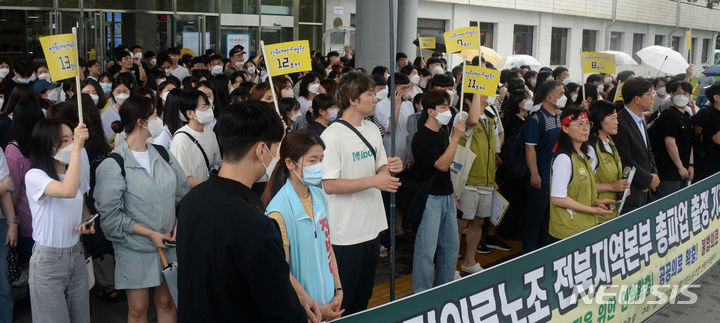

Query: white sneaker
left=379, top=245, right=388, bottom=257
left=454, top=270, right=462, bottom=280
left=460, top=263, right=484, bottom=274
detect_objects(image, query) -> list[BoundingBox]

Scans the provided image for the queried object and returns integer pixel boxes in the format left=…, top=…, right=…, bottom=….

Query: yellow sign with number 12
left=39, top=33, right=79, bottom=82
left=264, top=40, right=312, bottom=76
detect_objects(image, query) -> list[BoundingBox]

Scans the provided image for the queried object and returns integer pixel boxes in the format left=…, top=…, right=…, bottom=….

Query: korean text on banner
left=615, top=81, right=625, bottom=102
left=39, top=33, right=78, bottom=82
left=264, top=40, right=312, bottom=76
left=582, top=52, right=616, bottom=74
left=443, top=26, right=479, bottom=54
left=419, top=37, right=436, bottom=49
left=463, top=65, right=501, bottom=96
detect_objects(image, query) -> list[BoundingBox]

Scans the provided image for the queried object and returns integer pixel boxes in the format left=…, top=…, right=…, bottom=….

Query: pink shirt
left=5, top=143, right=32, bottom=237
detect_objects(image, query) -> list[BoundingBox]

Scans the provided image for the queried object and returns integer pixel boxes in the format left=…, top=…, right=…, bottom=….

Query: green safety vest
left=459, top=115, right=496, bottom=187
left=593, top=136, right=623, bottom=222
left=549, top=150, right=598, bottom=239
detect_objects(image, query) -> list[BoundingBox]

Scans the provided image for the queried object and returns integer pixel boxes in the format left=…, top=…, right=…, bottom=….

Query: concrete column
left=397, top=0, right=418, bottom=62
left=355, top=0, right=396, bottom=70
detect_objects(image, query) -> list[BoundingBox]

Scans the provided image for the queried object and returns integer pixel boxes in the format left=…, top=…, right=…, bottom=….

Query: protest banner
left=260, top=40, right=312, bottom=114
left=615, top=81, right=625, bottom=102
left=39, top=28, right=83, bottom=124
left=463, top=65, right=501, bottom=97
left=419, top=36, right=436, bottom=50
left=443, top=27, right=479, bottom=54
left=581, top=52, right=616, bottom=102
left=337, top=172, right=720, bottom=323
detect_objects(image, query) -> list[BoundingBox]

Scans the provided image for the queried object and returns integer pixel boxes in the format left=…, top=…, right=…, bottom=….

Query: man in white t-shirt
left=321, top=72, right=403, bottom=315
left=167, top=47, right=189, bottom=81
left=170, top=91, right=221, bottom=188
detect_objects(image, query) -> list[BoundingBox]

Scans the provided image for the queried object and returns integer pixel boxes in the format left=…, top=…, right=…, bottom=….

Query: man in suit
left=613, top=77, right=661, bottom=213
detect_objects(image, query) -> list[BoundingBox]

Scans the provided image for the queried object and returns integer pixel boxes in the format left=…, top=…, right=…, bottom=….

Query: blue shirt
left=524, top=106, right=561, bottom=184
left=624, top=106, right=647, bottom=147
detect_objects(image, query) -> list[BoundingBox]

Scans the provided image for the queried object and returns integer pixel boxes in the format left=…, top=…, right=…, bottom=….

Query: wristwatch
left=334, top=287, right=343, bottom=294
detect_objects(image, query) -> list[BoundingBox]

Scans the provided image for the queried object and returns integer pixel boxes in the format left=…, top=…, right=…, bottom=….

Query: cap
left=33, top=79, right=60, bottom=94
left=229, top=45, right=246, bottom=57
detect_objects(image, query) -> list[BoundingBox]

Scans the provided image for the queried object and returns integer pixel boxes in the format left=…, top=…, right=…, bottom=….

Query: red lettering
left=320, top=218, right=330, bottom=232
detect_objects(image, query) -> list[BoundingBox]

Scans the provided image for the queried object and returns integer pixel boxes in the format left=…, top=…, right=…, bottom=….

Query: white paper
left=490, top=190, right=509, bottom=226
left=182, top=32, right=211, bottom=56
left=618, top=166, right=636, bottom=213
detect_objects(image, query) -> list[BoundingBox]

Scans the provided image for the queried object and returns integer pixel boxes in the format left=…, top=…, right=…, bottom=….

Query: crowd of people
left=0, top=42, right=718, bottom=323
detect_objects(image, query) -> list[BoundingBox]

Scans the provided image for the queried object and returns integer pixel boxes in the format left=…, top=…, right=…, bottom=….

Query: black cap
left=229, top=45, right=245, bottom=57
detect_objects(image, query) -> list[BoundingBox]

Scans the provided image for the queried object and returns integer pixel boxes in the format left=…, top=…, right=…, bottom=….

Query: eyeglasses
left=570, top=121, right=591, bottom=128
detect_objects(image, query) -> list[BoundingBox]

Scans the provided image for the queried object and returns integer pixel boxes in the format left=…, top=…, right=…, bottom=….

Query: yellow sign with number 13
left=264, top=40, right=312, bottom=76
left=39, top=33, right=79, bottom=82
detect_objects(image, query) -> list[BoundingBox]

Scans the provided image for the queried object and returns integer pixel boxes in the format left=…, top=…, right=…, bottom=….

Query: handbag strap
left=177, top=131, right=211, bottom=171
left=336, top=119, right=376, bottom=160
left=158, top=248, right=170, bottom=268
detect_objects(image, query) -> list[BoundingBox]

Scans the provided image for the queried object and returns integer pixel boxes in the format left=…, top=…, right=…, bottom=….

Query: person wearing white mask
left=243, top=61, right=259, bottom=83
left=35, top=65, right=51, bottom=82
left=552, top=67, right=570, bottom=85
left=24, top=120, right=94, bottom=323
left=80, top=79, right=106, bottom=109
left=651, top=80, right=694, bottom=198
left=223, top=45, right=246, bottom=78
left=144, top=51, right=157, bottom=70
left=94, top=95, right=189, bottom=323
left=101, top=78, right=132, bottom=145
left=651, top=77, right=671, bottom=114
left=0, top=59, right=10, bottom=83
left=170, top=90, right=221, bottom=188
left=427, top=57, right=445, bottom=77
left=307, top=94, right=338, bottom=137
left=297, top=73, right=321, bottom=120
left=410, top=89, right=464, bottom=292
left=195, top=81, right=218, bottom=130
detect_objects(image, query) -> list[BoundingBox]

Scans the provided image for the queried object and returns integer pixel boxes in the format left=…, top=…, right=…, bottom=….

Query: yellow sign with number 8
left=264, top=40, right=312, bottom=76
left=39, top=33, right=79, bottom=82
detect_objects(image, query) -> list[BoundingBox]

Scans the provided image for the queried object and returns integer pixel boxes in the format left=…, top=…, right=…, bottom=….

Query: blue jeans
left=412, top=194, right=459, bottom=293
left=0, top=219, right=12, bottom=323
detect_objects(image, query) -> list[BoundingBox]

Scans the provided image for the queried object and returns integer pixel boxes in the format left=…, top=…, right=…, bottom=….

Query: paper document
left=490, top=191, right=509, bottom=226
left=618, top=167, right=636, bottom=213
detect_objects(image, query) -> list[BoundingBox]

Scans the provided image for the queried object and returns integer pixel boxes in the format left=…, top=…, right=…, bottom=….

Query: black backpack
left=108, top=144, right=170, bottom=178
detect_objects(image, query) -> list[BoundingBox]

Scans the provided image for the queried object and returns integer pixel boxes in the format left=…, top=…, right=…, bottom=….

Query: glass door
left=173, top=15, right=203, bottom=56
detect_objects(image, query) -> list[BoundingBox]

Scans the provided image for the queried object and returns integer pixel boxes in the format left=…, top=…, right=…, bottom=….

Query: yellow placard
left=39, top=33, right=79, bottom=82
left=443, top=27, right=479, bottom=54
left=264, top=40, right=312, bottom=76
left=419, top=37, right=436, bottom=49
left=582, top=52, right=616, bottom=74
left=463, top=65, right=501, bottom=96
left=615, top=81, right=624, bottom=102
left=686, top=30, right=692, bottom=50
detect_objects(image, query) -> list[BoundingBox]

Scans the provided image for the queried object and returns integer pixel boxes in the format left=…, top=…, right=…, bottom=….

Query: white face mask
left=435, top=109, right=453, bottom=126
left=556, top=94, right=568, bottom=108
left=146, top=118, right=164, bottom=138
left=114, top=93, right=130, bottom=105
left=0, top=98, right=3, bottom=108
left=281, top=88, right=295, bottom=98
left=597, top=84, right=605, bottom=93
left=235, top=61, right=244, bottom=68
left=657, top=87, right=667, bottom=96
left=134, top=52, right=143, bottom=59
left=530, top=79, right=537, bottom=87
left=562, top=78, right=572, bottom=85
left=0, top=68, right=9, bottom=79
left=309, top=83, right=321, bottom=95
left=523, top=99, right=534, bottom=111
left=446, top=90, right=457, bottom=106
left=258, top=145, right=278, bottom=181
left=290, top=111, right=303, bottom=123
left=431, top=66, right=444, bottom=76
left=29, top=74, right=36, bottom=82
left=527, top=90, right=534, bottom=100
left=47, top=88, right=61, bottom=103
left=195, top=108, right=215, bottom=125
left=89, top=93, right=99, bottom=105
left=38, top=73, right=51, bottom=81
left=247, top=66, right=256, bottom=75
left=208, top=98, right=214, bottom=106
left=211, top=65, right=223, bottom=75
left=410, top=74, right=420, bottom=85
left=161, top=91, right=170, bottom=102
left=376, top=87, right=389, bottom=100
left=571, top=93, right=578, bottom=102
left=149, top=58, right=157, bottom=66
left=604, top=76, right=612, bottom=84
left=672, top=94, right=690, bottom=108
left=326, top=108, right=338, bottom=122
left=164, top=69, right=172, bottom=76
left=54, top=143, right=73, bottom=165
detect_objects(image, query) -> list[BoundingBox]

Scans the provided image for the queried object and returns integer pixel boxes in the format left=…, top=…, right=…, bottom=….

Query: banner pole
left=459, top=59, right=466, bottom=114
left=388, top=0, right=397, bottom=302
left=72, top=27, right=83, bottom=125
left=260, top=40, right=280, bottom=116
left=418, top=33, right=423, bottom=64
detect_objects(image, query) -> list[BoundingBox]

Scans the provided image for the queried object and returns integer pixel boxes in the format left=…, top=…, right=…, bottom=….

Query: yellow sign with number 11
left=39, top=33, right=79, bottom=82
left=264, top=40, right=312, bottom=76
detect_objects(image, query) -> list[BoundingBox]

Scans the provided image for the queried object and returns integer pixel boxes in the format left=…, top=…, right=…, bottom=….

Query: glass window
left=0, top=10, right=50, bottom=61
left=703, top=38, right=710, bottom=63
left=299, top=24, right=323, bottom=52
left=690, top=38, right=697, bottom=63
left=550, top=27, right=568, bottom=65
left=632, top=33, right=644, bottom=63
left=513, top=25, right=534, bottom=55
left=609, top=31, right=622, bottom=51
left=221, top=27, right=258, bottom=58
left=261, top=0, right=292, bottom=15
left=479, top=23, right=495, bottom=48
left=85, top=0, right=171, bottom=10
left=261, top=27, right=293, bottom=45
left=655, top=35, right=665, bottom=46
left=177, top=0, right=216, bottom=13
left=221, top=0, right=258, bottom=14
left=0, top=0, right=52, bottom=6
left=59, top=0, right=78, bottom=7
left=672, top=36, right=681, bottom=51
left=299, top=0, right=323, bottom=23
left=582, top=30, right=597, bottom=52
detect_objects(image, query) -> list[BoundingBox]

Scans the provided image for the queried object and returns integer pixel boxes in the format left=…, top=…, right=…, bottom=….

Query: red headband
left=560, top=111, right=588, bottom=126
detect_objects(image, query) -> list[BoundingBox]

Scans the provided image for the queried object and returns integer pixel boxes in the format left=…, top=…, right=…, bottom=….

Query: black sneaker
left=485, top=236, right=512, bottom=251
left=476, top=242, right=491, bottom=254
